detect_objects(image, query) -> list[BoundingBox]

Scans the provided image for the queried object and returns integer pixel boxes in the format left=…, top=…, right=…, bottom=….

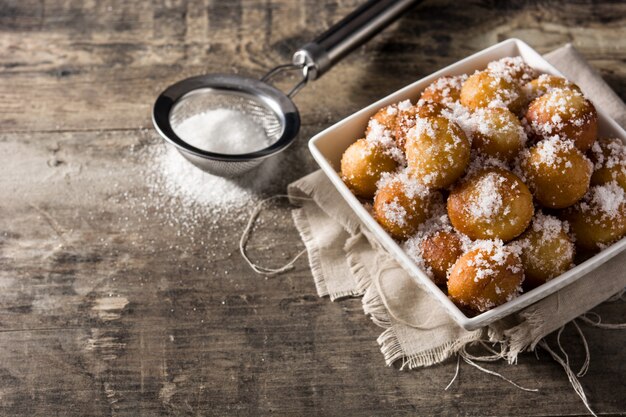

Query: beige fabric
left=288, top=44, right=626, bottom=368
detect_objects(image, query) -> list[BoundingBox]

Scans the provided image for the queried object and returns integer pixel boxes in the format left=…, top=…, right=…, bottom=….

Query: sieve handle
left=292, top=0, right=421, bottom=80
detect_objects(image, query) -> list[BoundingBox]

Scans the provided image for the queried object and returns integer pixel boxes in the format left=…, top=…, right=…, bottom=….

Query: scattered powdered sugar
left=529, top=89, right=593, bottom=138
left=579, top=182, right=626, bottom=220
left=366, top=118, right=406, bottom=165
left=409, top=116, right=468, bottom=177
left=539, top=88, right=584, bottom=113
left=144, top=143, right=281, bottom=226
left=383, top=197, right=408, bottom=227
left=455, top=239, right=523, bottom=311
left=591, top=138, right=626, bottom=171
left=487, top=87, right=519, bottom=110
left=173, top=108, right=270, bottom=154
left=377, top=168, right=430, bottom=200
left=590, top=141, right=604, bottom=165
left=472, top=108, right=526, bottom=145
left=376, top=169, right=434, bottom=228
left=533, top=135, right=576, bottom=167
left=403, top=205, right=473, bottom=282
left=469, top=239, right=523, bottom=278
left=441, top=101, right=474, bottom=142
left=403, top=234, right=434, bottom=278
left=482, top=72, right=521, bottom=110
left=466, top=151, right=509, bottom=176
left=487, top=56, right=537, bottom=85
left=531, top=211, right=569, bottom=239
left=412, top=116, right=439, bottom=139
left=422, top=75, right=467, bottom=104
left=472, top=108, right=500, bottom=137
left=522, top=73, right=563, bottom=101
left=510, top=212, right=575, bottom=268
left=385, top=105, right=398, bottom=116
left=466, top=172, right=506, bottom=220
left=397, top=99, right=413, bottom=111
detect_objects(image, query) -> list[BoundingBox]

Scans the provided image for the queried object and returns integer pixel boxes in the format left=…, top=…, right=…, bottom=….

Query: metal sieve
left=152, top=0, right=420, bottom=177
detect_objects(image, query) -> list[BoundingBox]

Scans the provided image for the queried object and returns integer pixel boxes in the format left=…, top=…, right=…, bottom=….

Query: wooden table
left=1, top=1, right=625, bottom=415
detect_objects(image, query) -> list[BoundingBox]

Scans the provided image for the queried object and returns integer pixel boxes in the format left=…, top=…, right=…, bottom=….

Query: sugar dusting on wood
left=143, top=142, right=282, bottom=227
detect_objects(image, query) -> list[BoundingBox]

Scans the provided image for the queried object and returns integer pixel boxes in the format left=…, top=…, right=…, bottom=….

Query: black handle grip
left=293, top=0, right=421, bottom=80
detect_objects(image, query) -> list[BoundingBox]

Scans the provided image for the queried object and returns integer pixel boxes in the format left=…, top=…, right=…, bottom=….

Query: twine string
left=539, top=338, right=597, bottom=417
left=459, top=345, right=539, bottom=393
left=579, top=311, right=626, bottom=329
left=572, top=320, right=590, bottom=378
left=444, top=344, right=539, bottom=393
left=239, top=194, right=312, bottom=276
left=445, top=355, right=461, bottom=391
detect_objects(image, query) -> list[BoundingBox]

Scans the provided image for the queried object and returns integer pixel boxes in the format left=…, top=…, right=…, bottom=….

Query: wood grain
left=0, top=0, right=625, bottom=415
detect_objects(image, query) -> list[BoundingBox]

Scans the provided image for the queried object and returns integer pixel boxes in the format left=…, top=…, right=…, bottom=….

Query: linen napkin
left=288, top=44, right=626, bottom=369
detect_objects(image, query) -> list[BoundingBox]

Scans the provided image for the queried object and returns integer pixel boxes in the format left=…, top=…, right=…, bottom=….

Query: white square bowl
left=308, top=38, right=626, bottom=330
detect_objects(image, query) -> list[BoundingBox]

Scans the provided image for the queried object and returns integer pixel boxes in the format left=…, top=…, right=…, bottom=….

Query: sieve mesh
left=169, top=88, right=284, bottom=147
left=153, top=73, right=300, bottom=178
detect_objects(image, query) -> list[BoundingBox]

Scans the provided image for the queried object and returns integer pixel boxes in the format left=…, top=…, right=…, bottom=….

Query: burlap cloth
left=287, top=44, right=626, bottom=370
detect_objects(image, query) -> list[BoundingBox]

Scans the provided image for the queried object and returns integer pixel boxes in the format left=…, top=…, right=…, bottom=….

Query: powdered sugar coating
left=421, top=75, right=468, bottom=105
left=373, top=168, right=435, bottom=239
left=341, top=138, right=398, bottom=198
left=487, top=56, right=538, bottom=85
left=578, top=182, right=626, bottom=221
left=447, top=168, right=534, bottom=241
left=469, top=107, right=527, bottom=162
left=522, top=74, right=581, bottom=103
left=406, top=116, right=471, bottom=188
left=466, top=151, right=509, bottom=176
left=447, top=239, right=524, bottom=312
left=377, top=168, right=431, bottom=200
left=566, top=182, right=626, bottom=249
left=589, top=138, right=626, bottom=188
left=366, top=118, right=406, bottom=165
left=533, top=211, right=570, bottom=238
left=466, top=172, right=506, bottom=220
left=403, top=210, right=472, bottom=283
left=525, top=88, right=598, bottom=151
left=509, top=212, right=575, bottom=287
left=441, top=101, right=474, bottom=141
left=460, top=70, right=524, bottom=114
left=518, top=135, right=593, bottom=209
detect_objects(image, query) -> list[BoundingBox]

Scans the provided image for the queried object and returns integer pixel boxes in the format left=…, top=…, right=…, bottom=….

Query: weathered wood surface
left=0, top=1, right=625, bottom=416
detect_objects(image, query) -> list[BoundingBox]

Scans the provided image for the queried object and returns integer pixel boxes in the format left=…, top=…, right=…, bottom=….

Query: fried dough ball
left=447, top=240, right=524, bottom=312
left=460, top=70, right=524, bottom=114
left=523, top=74, right=581, bottom=103
left=447, top=168, right=534, bottom=242
left=420, top=75, right=467, bottom=105
left=396, top=100, right=447, bottom=145
left=589, top=138, right=626, bottom=191
left=392, top=103, right=419, bottom=152
left=373, top=171, right=435, bottom=240
left=563, top=183, right=626, bottom=250
left=405, top=116, right=471, bottom=189
left=519, top=137, right=592, bottom=209
left=419, top=230, right=464, bottom=285
left=471, top=107, right=527, bottom=162
left=487, top=56, right=538, bottom=85
left=415, top=99, right=446, bottom=118
left=366, top=104, right=398, bottom=137
left=525, top=88, right=598, bottom=151
left=514, top=213, right=575, bottom=289
left=366, top=100, right=415, bottom=152
left=340, top=138, right=397, bottom=199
